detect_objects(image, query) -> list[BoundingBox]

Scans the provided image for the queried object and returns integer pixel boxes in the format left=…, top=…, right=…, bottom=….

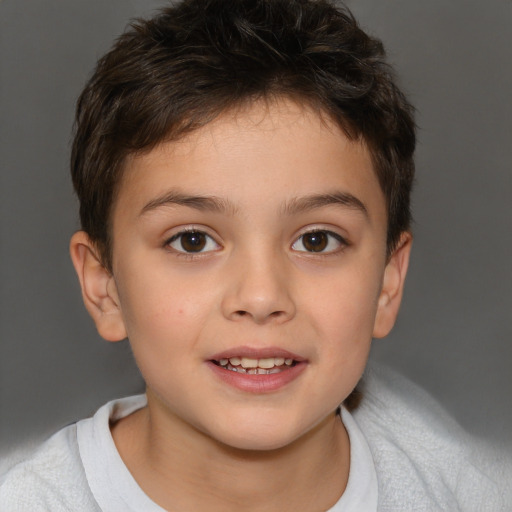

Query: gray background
left=1, top=0, right=511, bottom=457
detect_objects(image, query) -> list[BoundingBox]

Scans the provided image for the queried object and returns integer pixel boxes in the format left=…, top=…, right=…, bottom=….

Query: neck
left=112, top=396, right=350, bottom=512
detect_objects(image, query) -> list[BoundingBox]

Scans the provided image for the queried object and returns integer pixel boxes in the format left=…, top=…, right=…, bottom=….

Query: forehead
left=116, top=99, right=386, bottom=225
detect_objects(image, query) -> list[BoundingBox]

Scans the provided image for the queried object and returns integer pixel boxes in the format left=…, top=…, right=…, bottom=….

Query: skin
left=70, top=98, right=411, bottom=511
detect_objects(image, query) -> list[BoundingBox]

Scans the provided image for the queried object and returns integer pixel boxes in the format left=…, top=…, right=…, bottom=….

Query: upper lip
left=209, top=346, right=306, bottom=362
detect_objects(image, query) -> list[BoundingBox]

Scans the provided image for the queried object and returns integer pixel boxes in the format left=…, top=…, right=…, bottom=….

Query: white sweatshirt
left=1, top=364, right=510, bottom=511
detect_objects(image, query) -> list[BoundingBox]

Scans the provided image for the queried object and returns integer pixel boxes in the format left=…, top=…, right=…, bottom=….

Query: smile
left=214, top=356, right=296, bottom=375
left=208, top=349, right=306, bottom=392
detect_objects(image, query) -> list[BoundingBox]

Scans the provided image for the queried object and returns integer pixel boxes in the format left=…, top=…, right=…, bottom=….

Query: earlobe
left=69, top=231, right=127, bottom=342
left=373, top=232, right=412, bottom=339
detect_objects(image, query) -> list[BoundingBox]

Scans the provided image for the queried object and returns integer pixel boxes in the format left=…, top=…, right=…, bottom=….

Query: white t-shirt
left=1, top=364, right=510, bottom=511
left=76, top=395, right=377, bottom=511
left=0, top=396, right=377, bottom=511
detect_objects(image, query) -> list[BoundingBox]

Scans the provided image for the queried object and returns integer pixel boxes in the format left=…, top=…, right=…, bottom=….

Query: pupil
left=303, top=232, right=327, bottom=252
left=181, top=232, right=206, bottom=252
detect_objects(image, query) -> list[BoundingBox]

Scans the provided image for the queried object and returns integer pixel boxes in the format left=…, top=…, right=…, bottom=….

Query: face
left=78, top=99, right=409, bottom=451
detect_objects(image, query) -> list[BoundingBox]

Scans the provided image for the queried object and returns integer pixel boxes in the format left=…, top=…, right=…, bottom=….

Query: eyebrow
left=282, top=192, right=368, bottom=217
left=140, top=190, right=368, bottom=218
left=140, top=191, right=239, bottom=216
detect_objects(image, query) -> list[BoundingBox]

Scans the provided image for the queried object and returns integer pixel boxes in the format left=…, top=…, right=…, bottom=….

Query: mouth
left=207, top=348, right=307, bottom=392
left=211, top=356, right=297, bottom=375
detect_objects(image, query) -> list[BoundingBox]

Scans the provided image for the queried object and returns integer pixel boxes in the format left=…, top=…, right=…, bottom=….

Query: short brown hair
left=71, top=0, right=415, bottom=269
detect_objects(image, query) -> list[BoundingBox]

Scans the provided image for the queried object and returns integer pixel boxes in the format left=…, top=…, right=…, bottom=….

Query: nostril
left=228, top=307, right=293, bottom=324
left=233, top=309, right=286, bottom=319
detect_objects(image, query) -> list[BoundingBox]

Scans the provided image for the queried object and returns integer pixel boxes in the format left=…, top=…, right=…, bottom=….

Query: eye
left=167, top=230, right=220, bottom=253
left=292, top=230, right=346, bottom=253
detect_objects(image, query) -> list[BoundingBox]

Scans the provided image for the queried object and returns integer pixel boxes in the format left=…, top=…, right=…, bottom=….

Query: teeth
left=241, top=357, right=259, bottom=369
left=217, top=356, right=296, bottom=372
left=257, top=358, right=275, bottom=369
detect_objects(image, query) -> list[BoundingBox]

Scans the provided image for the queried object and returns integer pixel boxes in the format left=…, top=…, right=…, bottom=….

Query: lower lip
left=207, top=361, right=307, bottom=393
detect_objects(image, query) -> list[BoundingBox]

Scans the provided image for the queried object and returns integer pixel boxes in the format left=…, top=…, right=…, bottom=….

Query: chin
left=217, top=431, right=299, bottom=452
left=204, top=414, right=320, bottom=453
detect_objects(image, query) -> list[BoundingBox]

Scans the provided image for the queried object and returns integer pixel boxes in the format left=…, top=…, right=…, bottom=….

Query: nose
left=221, top=247, right=296, bottom=325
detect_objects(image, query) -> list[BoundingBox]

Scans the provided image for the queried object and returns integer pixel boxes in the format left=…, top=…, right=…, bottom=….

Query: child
left=1, top=0, right=510, bottom=510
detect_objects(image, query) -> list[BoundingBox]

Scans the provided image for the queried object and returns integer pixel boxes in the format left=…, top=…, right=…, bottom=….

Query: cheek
left=117, top=253, right=218, bottom=320
left=116, top=269, right=205, bottom=343
left=116, top=273, right=224, bottom=392
left=303, top=269, right=382, bottom=340
left=117, top=282, right=206, bottom=382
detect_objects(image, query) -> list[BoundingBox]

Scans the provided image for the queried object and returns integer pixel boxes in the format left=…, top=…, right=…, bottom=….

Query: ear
left=69, top=231, right=127, bottom=342
left=373, top=232, right=412, bottom=339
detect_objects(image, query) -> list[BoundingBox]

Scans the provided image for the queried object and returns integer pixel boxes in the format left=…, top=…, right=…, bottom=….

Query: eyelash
left=291, top=229, right=349, bottom=255
left=165, top=229, right=220, bottom=256
left=164, top=228, right=348, bottom=257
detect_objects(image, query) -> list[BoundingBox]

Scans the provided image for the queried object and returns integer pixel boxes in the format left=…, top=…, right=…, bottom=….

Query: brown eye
left=180, top=232, right=206, bottom=252
left=292, top=230, right=346, bottom=253
left=302, top=231, right=328, bottom=252
left=168, top=230, right=219, bottom=253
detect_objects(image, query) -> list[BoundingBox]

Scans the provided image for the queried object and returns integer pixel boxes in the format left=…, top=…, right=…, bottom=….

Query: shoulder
left=353, top=363, right=512, bottom=511
left=0, top=425, right=100, bottom=512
